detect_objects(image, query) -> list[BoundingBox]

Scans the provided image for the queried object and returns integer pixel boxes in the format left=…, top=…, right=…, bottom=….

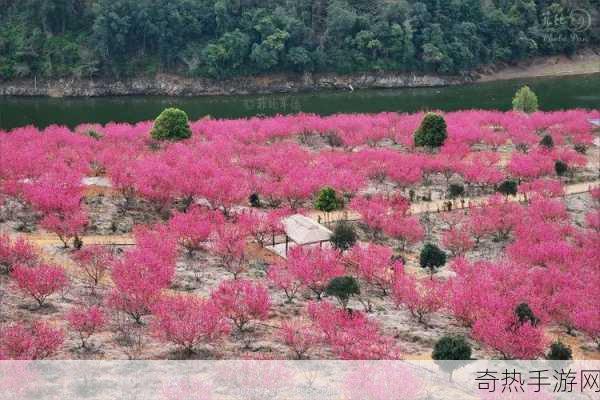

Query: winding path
left=5, top=180, right=598, bottom=248
left=310, top=180, right=600, bottom=223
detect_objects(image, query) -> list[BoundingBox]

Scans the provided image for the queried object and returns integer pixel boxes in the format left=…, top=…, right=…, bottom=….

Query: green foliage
left=202, top=30, right=251, bottom=78
left=433, top=336, right=472, bottom=361
left=540, top=134, right=554, bottom=148
left=554, top=160, right=568, bottom=176
left=448, top=184, right=464, bottom=199
left=315, top=187, right=340, bottom=213
left=0, top=1, right=594, bottom=81
left=249, top=193, right=261, bottom=208
left=73, top=235, right=83, bottom=250
left=574, top=143, right=587, bottom=154
left=85, top=130, right=103, bottom=140
left=150, top=108, right=192, bottom=141
left=515, top=303, right=539, bottom=327
left=330, top=221, right=357, bottom=251
left=497, top=180, right=518, bottom=196
left=547, top=341, right=572, bottom=360
left=512, top=86, right=539, bottom=113
left=325, top=276, right=360, bottom=308
left=419, top=243, right=446, bottom=275
left=414, top=113, right=447, bottom=148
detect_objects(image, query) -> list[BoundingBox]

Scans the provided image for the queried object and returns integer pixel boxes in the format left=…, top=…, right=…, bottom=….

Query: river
left=0, top=73, right=599, bottom=130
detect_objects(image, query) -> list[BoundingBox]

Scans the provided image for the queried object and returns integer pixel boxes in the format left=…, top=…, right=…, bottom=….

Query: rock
left=0, top=72, right=470, bottom=97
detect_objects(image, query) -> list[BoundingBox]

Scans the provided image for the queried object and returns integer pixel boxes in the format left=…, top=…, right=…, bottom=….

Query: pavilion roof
left=282, top=214, right=332, bottom=245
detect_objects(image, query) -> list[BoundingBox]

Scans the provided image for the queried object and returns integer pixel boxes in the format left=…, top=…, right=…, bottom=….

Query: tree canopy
left=150, top=108, right=192, bottom=141
left=513, top=85, right=539, bottom=113
left=0, top=1, right=597, bottom=81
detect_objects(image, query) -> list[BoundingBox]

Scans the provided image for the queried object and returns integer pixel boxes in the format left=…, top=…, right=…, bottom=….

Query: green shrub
left=419, top=243, right=446, bottom=276
left=540, top=134, right=554, bottom=148
left=497, top=180, right=518, bottom=196
left=85, top=130, right=103, bottom=140
left=414, top=113, right=447, bottom=148
left=554, top=160, right=568, bottom=176
left=515, top=303, right=539, bottom=326
left=325, top=132, right=343, bottom=147
left=150, top=108, right=192, bottom=141
left=249, top=193, right=261, bottom=207
left=448, top=183, right=464, bottom=199
left=433, top=336, right=472, bottom=380
left=315, top=187, right=340, bottom=213
left=325, top=276, right=360, bottom=308
left=330, top=221, right=357, bottom=251
left=433, top=336, right=472, bottom=360
left=547, top=341, right=572, bottom=360
left=574, top=143, right=587, bottom=154
left=512, top=86, right=538, bottom=113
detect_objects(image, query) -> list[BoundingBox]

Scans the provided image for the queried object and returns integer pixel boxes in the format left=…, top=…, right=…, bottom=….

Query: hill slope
left=1, top=0, right=598, bottom=83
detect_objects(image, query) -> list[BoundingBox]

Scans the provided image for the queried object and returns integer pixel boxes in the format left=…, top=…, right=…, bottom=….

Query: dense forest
left=0, top=0, right=598, bottom=81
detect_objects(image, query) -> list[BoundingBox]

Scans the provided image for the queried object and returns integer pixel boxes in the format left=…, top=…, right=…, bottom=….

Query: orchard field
left=0, top=108, right=599, bottom=361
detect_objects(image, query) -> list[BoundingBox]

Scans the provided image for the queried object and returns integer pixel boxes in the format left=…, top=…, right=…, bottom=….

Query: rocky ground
left=1, top=185, right=598, bottom=360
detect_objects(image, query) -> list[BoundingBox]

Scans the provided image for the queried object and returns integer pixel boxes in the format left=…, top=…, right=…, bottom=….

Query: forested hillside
left=0, top=0, right=598, bottom=81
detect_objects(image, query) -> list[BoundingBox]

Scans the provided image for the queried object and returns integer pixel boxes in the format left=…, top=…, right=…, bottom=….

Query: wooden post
left=285, top=235, right=289, bottom=256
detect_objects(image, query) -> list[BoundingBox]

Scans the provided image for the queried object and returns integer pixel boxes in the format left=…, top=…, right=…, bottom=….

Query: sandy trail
left=310, top=179, right=599, bottom=223
left=6, top=180, right=597, bottom=247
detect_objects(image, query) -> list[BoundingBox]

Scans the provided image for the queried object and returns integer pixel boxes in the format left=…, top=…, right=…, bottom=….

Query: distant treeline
left=1, top=0, right=598, bottom=80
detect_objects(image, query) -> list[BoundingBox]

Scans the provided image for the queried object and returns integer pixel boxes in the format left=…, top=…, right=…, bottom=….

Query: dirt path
left=5, top=180, right=597, bottom=247
left=8, top=234, right=136, bottom=247
left=309, top=180, right=600, bottom=223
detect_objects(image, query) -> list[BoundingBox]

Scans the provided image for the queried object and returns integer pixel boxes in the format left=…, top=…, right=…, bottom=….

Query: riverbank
left=1, top=50, right=598, bottom=98
left=0, top=72, right=471, bottom=97
left=478, top=50, right=600, bottom=82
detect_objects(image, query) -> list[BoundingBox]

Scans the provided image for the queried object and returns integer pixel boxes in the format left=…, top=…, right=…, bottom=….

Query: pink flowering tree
left=279, top=319, right=321, bottom=359
left=11, top=263, right=69, bottom=308
left=39, top=211, right=88, bottom=248
left=210, top=279, right=271, bottom=333
left=212, top=222, right=248, bottom=279
left=285, top=246, right=345, bottom=299
left=108, top=224, right=177, bottom=323
left=107, top=254, right=166, bottom=324
left=22, top=172, right=88, bottom=248
left=344, top=243, right=395, bottom=296
left=508, top=151, right=554, bottom=182
left=385, top=216, right=424, bottom=251
left=151, top=294, right=230, bottom=354
left=573, top=291, right=600, bottom=348
left=238, top=209, right=287, bottom=247
left=350, top=193, right=410, bottom=240
left=468, top=195, right=523, bottom=242
left=441, top=219, right=475, bottom=257
left=472, top=311, right=546, bottom=359
left=307, top=301, right=401, bottom=359
left=460, top=152, right=504, bottom=193
left=72, top=245, right=115, bottom=292
left=267, top=261, right=302, bottom=303
left=518, top=178, right=564, bottom=198
left=202, top=166, right=251, bottom=217
left=169, top=208, right=220, bottom=255
left=343, top=363, right=423, bottom=400
left=0, top=321, right=64, bottom=359
left=0, top=235, right=37, bottom=274
left=448, top=258, right=547, bottom=358
left=66, top=306, right=106, bottom=349
left=392, top=272, right=447, bottom=324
